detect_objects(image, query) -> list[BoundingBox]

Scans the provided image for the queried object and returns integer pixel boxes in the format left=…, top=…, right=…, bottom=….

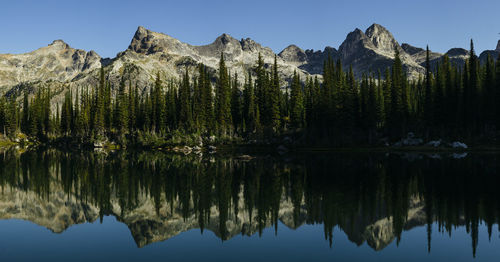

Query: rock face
left=279, top=45, right=308, bottom=65
left=365, top=24, right=402, bottom=57
left=401, top=43, right=425, bottom=56
left=278, top=45, right=336, bottom=74
left=338, top=24, right=424, bottom=78
left=106, top=26, right=306, bottom=95
left=0, top=24, right=496, bottom=101
left=402, top=43, right=442, bottom=65
left=0, top=40, right=101, bottom=95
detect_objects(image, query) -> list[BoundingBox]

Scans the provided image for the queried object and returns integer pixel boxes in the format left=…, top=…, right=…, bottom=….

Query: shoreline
left=1, top=140, right=499, bottom=155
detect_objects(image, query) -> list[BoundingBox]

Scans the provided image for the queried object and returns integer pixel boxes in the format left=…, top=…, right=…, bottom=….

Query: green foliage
left=290, top=71, right=305, bottom=129
left=215, top=53, right=232, bottom=135
left=2, top=44, right=500, bottom=146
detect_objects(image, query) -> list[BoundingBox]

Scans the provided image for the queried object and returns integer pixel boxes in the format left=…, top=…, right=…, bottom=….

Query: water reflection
left=0, top=150, right=498, bottom=257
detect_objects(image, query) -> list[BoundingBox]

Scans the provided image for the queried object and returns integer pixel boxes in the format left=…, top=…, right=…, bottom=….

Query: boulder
left=401, top=132, right=423, bottom=146
left=426, top=140, right=441, bottom=148
left=450, top=141, right=468, bottom=149
left=192, top=146, right=202, bottom=154
left=236, top=155, right=254, bottom=161
left=208, top=145, right=217, bottom=154
left=181, top=146, right=192, bottom=154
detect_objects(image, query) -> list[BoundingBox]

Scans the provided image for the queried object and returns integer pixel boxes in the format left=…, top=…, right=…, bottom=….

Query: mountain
left=278, top=44, right=337, bottom=74
left=0, top=40, right=102, bottom=97
left=401, top=43, right=441, bottom=65
left=445, top=48, right=469, bottom=67
left=338, top=24, right=424, bottom=78
left=479, top=40, right=500, bottom=64
left=0, top=24, right=496, bottom=101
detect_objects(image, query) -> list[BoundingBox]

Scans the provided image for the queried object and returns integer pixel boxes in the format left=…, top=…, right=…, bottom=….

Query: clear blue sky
left=1, top=0, right=498, bottom=58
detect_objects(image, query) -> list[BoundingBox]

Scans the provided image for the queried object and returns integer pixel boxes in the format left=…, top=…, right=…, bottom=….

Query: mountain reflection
left=0, top=150, right=498, bottom=256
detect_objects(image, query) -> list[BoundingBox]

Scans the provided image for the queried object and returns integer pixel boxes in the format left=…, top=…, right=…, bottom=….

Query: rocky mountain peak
left=338, top=28, right=375, bottom=60
left=351, top=28, right=365, bottom=37
left=446, top=48, right=469, bottom=57
left=496, top=40, right=500, bottom=51
left=279, top=45, right=306, bottom=64
left=341, top=28, right=369, bottom=47
left=48, top=39, right=70, bottom=50
left=240, top=38, right=258, bottom=52
left=128, top=26, right=163, bottom=54
left=127, top=25, right=191, bottom=56
left=365, top=23, right=400, bottom=56
left=0, top=23, right=491, bottom=101
left=195, top=33, right=242, bottom=60
left=212, top=33, right=241, bottom=51
left=134, top=26, right=149, bottom=39
left=215, top=33, right=237, bottom=45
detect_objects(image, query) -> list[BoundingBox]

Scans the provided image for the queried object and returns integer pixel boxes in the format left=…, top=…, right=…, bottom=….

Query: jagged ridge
left=0, top=24, right=498, bottom=102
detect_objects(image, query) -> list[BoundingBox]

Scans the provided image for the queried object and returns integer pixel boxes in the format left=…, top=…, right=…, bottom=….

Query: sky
left=0, top=0, right=498, bottom=58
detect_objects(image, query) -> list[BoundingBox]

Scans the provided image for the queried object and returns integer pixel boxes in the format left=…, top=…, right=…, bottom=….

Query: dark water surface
left=0, top=150, right=499, bottom=261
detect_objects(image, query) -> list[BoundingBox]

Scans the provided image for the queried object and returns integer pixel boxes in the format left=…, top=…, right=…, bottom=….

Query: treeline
left=311, top=41, right=500, bottom=144
left=1, top=40, right=499, bottom=145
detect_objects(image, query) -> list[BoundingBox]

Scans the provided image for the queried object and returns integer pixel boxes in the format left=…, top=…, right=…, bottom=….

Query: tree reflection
left=0, top=150, right=498, bottom=256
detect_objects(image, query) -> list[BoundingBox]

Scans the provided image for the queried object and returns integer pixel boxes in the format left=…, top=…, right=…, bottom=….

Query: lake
left=0, top=149, right=499, bottom=261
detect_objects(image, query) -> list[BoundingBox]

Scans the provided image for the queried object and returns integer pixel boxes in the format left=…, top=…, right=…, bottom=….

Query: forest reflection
left=0, top=150, right=498, bottom=256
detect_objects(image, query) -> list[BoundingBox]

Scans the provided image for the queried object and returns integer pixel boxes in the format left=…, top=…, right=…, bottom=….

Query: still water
left=0, top=150, right=499, bottom=261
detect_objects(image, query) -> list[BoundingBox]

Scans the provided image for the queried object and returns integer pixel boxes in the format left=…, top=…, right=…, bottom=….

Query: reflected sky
left=0, top=217, right=498, bottom=262
left=0, top=150, right=499, bottom=261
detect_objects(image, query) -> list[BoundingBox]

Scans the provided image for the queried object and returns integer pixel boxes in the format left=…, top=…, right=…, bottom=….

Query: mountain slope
left=0, top=40, right=102, bottom=94
left=0, top=24, right=496, bottom=100
left=479, top=40, right=500, bottom=64
left=338, top=24, right=424, bottom=78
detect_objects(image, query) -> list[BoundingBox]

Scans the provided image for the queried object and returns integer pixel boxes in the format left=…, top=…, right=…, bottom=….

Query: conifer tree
left=366, top=76, right=378, bottom=141
left=388, top=49, right=404, bottom=139
left=215, top=53, right=232, bottom=135
left=466, top=39, right=479, bottom=134
left=128, top=80, right=137, bottom=133
left=230, top=73, right=242, bottom=134
left=73, top=88, right=82, bottom=136
left=61, top=90, right=73, bottom=136
left=383, top=68, right=392, bottom=126
left=0, top=98, right=5, bottom=135
left=434, top=63, right=445, bottom=132
left=153, top=73, right=166, bottom=133
left=290, top=71, right=305, bottom=129
left=270, top=55, right=281, bottom=132
left=482, top=55, right=495, bottom=129
left=6, top=97, right=18, bottom=137
left=255, top=53, right=267, bottom=128
left=495, top=54, right=500, bottom=129
left=166, top=80, right=178, bottom=130
left=21, top=91, right=29, bottom=134
left=201, top=65, right=214, bottom=132
left=114, top=77, right=129, bottom=134
left=346, top=66, right=360, bottom=132
left=243, top=72, right=256, bottom=133
left=92, top=67, right=106, bottom=137
left=179, top=68, right=193, bottom=131
left=193, top=65, right=204, bottom=131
